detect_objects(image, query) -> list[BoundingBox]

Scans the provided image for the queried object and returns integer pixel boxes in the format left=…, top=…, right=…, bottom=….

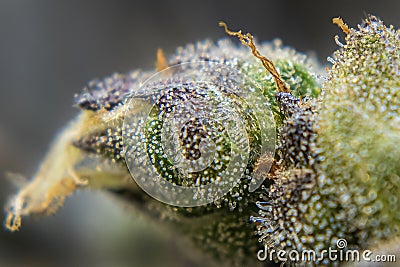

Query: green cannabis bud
left=253, top=15, right=400, bottom=265
left=4, top=15, right=399, bottom=267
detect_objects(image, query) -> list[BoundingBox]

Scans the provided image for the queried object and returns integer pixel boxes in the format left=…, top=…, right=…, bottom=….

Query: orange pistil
left=332, top=17, right=350, bottom=35
left=156, top=48, right=168, bottom=71
left=219, top=21, right=290, bottom=93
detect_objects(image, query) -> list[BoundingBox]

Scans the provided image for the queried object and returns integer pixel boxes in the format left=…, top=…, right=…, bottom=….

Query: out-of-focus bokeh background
left=0, top=1, right=399, bottom=266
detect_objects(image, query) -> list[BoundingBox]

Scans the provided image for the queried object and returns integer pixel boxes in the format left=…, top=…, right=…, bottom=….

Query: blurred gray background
left=0, top=1, right=399, bottom=266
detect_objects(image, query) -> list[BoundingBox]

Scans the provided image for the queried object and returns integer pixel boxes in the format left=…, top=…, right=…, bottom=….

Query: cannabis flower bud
left=4, top=15, right=399, bottom=267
